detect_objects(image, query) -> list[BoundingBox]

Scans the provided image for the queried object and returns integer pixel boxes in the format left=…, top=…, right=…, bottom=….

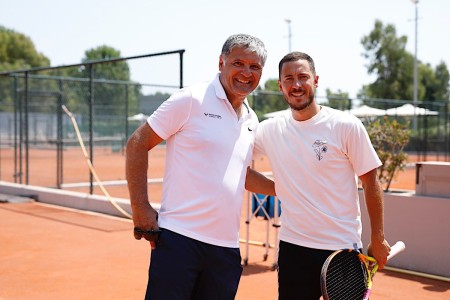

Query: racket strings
left=323, top=251, right=369, bottom=300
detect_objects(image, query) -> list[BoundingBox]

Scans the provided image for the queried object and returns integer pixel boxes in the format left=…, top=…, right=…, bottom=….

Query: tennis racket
left=320, top=241, right=406, bottom=300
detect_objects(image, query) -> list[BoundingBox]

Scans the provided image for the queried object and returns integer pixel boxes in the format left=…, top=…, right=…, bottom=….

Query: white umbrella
left=347, top=105, right=386, bottom=117
left=386, top=104, right=438, bottom=116
left=127, top=113, right=149, bottom=122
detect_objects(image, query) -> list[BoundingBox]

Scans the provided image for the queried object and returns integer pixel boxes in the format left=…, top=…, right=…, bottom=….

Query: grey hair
left=221, top=34, right=267, bottom=66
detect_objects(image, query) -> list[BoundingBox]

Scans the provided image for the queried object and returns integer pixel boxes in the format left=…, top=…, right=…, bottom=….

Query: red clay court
left=1, top=147, right=449, bottom=299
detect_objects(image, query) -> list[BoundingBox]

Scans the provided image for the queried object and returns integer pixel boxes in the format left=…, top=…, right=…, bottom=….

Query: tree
left=430, top=61, right=450, bottom=101
left=360, top=20, right=414, bottom=102
left=0, top=26, right=50, bottom=71
left=81, top=45, right=131, bottom=81
left=67, top=45, right=140, bottom=116
left=264, top=79, right=279, bottom=92
left=420, top=63, right=437, bottom=102
left=360, top=20, right=450, bottom=104
left=263, top=79, right=288, bottom=112
left=0, top=26, right=51, bottom=111
left=417, top=62, right=450, bottom=103
left=249, top=79, right=287, bottom=120
left=325, top=89, right=350, bottom=110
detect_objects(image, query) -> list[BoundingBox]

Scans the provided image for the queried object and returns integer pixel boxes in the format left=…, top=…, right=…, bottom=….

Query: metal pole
left=13, top=76, right=19, bottom=183
left=179, top=51, right=184, bottom=89
left=57, top=79, right=63, bottom=188
left=445, top=102, right=449, bottom=161
left=412, top=0, right=419, bottom=130
left=24, top=72, right=29, bottom=185
left=88, top=64, right=94, bottom=194
left=125, top=85, right=129, bottom=147
left=285, top=19, right=292, bottom=52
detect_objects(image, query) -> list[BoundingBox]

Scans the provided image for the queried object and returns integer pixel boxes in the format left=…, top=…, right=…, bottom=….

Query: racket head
left=320, top=249, right=370, bottom=300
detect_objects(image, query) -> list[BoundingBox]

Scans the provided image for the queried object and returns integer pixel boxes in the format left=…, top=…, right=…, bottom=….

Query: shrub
left=366, top=116, right=410, bottom=191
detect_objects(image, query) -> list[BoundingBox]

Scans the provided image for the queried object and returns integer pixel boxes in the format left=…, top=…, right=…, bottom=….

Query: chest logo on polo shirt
left=312, top=140, right=328, bottom=161
left=204, top=112, right=222, bottom=119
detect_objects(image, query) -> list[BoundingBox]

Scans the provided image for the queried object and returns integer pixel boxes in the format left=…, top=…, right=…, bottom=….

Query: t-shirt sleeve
left=253, top=120, right=267, bottom=159
left=347, top=118, right=382, bottom=176
left=147, top=89, right=192, bottom=140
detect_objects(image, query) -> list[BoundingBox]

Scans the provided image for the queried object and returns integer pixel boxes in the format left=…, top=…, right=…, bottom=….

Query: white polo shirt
left=148, top=73, right=258, bottom=248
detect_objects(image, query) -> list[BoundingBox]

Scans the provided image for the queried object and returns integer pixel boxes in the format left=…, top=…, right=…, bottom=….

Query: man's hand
left=134, top=227, right=162, bottom=242
left=132, top=206, right=160, bottom=249
left=367, top=239, right=391, bottom=270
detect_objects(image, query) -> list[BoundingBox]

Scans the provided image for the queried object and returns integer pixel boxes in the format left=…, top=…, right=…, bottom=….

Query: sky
left=1, top=0, right=449, bottom=99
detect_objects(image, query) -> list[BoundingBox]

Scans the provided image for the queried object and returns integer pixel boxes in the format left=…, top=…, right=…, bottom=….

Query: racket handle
left=387, top=241, right=406, bottom=260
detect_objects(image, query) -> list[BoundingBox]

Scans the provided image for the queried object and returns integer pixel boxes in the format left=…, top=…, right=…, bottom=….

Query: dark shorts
left=277, top=241, right=334, bottom=300
left=145, top=228, right=243, bottom=300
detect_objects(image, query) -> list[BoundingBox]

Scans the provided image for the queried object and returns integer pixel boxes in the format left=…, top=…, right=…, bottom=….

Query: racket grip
left=387, top=241, right=406, bottom=260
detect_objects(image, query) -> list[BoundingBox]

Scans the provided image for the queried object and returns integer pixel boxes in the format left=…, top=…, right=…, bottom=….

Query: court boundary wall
left=360, top=190, right=450, bottom=279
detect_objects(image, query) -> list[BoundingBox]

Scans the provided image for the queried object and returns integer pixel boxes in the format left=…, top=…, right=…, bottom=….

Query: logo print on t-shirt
left=312, top=140, right=328, bottom=161
left=204, top=112, right=222, bottom=119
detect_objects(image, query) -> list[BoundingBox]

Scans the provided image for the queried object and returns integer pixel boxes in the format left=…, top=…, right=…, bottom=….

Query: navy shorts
left=145, top=228, right=243, bottom=300
left=278, top=241, right=334, bottom=300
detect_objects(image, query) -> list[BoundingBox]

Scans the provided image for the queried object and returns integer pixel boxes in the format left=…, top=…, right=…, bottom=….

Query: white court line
left=61, top=178, right=163, bottom=188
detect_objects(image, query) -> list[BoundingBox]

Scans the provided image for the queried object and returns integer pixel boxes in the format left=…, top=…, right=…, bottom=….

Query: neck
left=229, top=97, right=246, bottom=116
left=291, top=103, right=321, bottom=121
left=234, top=104, right=243, bottom=118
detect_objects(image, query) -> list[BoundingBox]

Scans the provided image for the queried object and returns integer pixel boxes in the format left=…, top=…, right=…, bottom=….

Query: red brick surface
left=1, top=147, right=449, bottom=299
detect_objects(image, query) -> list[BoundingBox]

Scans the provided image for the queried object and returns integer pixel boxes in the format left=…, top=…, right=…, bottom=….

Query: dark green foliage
left=0, top=26, right=50, bottom=71
left=360, top=20, right=450, bottom=103
left=325, top=89, right=350, bottom=110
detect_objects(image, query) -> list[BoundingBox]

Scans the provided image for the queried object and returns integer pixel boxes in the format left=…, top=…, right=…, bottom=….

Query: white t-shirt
left=148, top=73, right=258, bottom=248
left=254, top=106, right=381, bottom=250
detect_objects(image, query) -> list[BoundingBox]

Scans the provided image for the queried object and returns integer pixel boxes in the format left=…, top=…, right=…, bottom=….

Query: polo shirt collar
left=213, top=73, right=252, bottom=120
left=213, top=73, right=228, bottom=101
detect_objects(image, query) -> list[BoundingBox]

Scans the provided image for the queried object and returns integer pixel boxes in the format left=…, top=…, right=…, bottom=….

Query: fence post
left=24, top=72, right=29, bottom=185
left=57, top=79, right=64, bottom=188
left=88, top=64, right=94, bottom=194
left=125, top=85, right=129, bottom=150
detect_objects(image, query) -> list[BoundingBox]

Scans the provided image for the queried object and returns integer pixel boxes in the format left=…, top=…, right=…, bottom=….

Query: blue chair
left=252, top=193, right=281, bottom=219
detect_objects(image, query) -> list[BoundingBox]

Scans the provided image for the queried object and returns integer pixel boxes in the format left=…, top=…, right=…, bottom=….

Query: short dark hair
left=222, top=34, right=267, bottom=66
left=278, top=52, right=316, bottom=79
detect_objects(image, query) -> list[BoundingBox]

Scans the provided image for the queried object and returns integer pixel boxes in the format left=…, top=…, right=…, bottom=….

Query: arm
left=245, top=167, right=276, bottom=196
left=359, top=168, right=391, bottom=269
left=126, top=123, right=164, bottom=249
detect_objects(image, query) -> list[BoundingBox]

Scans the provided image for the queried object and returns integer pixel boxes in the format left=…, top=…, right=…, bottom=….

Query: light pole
left=284, top=19, right=292, bottom=52
left=411, top=0, right=419, bottom=130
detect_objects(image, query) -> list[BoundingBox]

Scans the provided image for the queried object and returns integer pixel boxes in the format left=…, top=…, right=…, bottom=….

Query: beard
left=284, top=89, right=315, bottom=111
